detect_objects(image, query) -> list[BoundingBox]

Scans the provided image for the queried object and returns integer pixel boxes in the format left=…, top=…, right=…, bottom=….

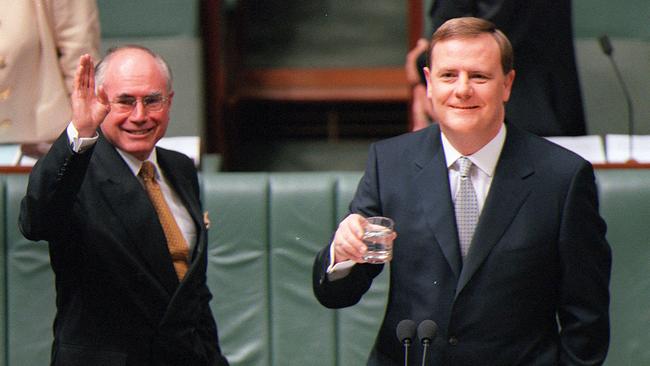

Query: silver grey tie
left=455, top=157, right=479, bottom=259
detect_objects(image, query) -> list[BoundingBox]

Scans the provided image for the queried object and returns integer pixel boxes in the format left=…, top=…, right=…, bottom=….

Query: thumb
left=93, top=85, right=110, bottom=123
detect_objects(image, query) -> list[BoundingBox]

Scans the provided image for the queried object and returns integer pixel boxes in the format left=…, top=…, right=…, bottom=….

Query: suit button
left=448, top=336, right=459, bottom=346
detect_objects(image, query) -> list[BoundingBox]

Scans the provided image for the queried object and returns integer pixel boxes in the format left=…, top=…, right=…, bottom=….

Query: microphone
left=598, top=34, right=635, bottom=162
left=396, top=319, right=416, bottom=366
left=417, top=319, right=438, bottom=366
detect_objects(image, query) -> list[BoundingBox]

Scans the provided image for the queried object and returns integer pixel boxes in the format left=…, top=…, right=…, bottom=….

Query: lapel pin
left=203, top=211, right=211, bottom=229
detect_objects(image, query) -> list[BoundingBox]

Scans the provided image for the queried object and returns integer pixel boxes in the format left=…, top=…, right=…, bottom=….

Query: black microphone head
left=396, top=319, right=417, bottom=344
left=417, top=319, right=439, bottom=344
left=598, top=35, right=613, bottom=56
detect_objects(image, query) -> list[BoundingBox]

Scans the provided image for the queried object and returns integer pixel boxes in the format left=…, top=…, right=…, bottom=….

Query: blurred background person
left=407, top=0, right=586, bottom=137
left=0, top=0, right=100, bottom=162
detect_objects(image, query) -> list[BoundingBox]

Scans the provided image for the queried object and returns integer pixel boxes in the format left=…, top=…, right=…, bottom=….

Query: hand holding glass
left=362, top=216, right=395, bottom=263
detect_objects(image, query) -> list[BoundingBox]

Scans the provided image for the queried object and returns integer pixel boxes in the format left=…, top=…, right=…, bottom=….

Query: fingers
left=415, top=38, right=430, bottom=51
left=72, top=54, right=108, bottom=137
left=96, top=85, right=109, bottom=109
left=332, top=214, right=367, bottom=264
left=74, top=54, right=94, bottom=98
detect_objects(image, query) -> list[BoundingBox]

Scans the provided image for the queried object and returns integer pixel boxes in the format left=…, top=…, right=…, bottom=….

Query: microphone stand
left=600, top=35, right=635, bottom=162
left=403, top=340, right=410, bottom=366
left=420, top=339, right=430, bottom=366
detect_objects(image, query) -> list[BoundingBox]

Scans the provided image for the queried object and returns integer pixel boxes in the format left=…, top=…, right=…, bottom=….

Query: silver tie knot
left=458, top=157, right=472, bottom=179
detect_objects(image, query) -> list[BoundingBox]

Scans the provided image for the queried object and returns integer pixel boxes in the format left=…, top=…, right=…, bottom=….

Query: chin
left=121, top=142, right=155, bottom=158
left=443, top=118, right=480, bottom=133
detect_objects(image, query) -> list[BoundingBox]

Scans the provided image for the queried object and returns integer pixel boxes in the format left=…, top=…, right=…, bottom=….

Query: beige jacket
left=0, top=0, right=100, bottom=143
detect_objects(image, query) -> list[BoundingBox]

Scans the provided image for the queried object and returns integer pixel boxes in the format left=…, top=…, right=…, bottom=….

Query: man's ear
left=502, top=70, right=516, bottom=102
left=423, top=67, right=433, bottom=98
left=167, top=90, right=175, bottom=110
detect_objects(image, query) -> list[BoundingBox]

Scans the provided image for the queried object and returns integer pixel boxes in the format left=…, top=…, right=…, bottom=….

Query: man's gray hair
left=94, top=45, right=173, bottom=93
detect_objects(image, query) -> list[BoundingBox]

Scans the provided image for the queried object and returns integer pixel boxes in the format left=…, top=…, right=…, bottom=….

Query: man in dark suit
left=19, top=46, right=229, bottom=365
left=314, top=18, right=611, bottom=365
left=408, top=0, right=586, bottom=136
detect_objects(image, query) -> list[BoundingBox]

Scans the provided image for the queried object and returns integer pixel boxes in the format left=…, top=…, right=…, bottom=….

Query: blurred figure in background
left=407, top=0, right=587, bottom=137
left=0, top=0, right=100, bottom=162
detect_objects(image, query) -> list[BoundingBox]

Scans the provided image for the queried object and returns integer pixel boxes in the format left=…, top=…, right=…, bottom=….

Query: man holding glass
left=313, top=17, right=611, bottom=365
left=20, top=46, right=229, bottom=365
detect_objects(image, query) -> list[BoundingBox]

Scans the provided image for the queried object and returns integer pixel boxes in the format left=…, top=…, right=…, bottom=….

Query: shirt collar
left=441, top=123, right=507, bottom=177
left=115, top=148, right=160, bottom=178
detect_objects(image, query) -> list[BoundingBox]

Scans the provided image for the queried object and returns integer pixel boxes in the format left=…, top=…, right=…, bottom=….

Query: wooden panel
left=0, top=167, right=31, bottom=174
left=235, top=67, right=409, bottom=102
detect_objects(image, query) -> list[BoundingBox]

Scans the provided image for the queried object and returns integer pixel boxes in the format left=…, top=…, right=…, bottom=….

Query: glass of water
left=362, top=216, right=395, bottom=264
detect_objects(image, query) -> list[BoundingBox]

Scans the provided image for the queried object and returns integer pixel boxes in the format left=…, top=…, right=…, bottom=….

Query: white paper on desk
left=544, top=135, right=606, bottom=164
left=0, top=144, right=22, bottom=166
left=605, top=134, right=650, bottom=163
left=156, top=136, right=201, bottom=167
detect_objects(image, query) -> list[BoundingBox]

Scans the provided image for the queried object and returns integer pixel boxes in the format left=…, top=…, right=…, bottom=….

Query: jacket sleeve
left=19, top=131, right=94, bottom=242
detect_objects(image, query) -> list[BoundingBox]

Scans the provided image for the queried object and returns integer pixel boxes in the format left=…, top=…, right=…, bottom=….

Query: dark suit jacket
left=426, top=0, right=586, bottom=136
left=19, top=132, right=229, bottom=366
left=313, top=124, right=611, bottom=365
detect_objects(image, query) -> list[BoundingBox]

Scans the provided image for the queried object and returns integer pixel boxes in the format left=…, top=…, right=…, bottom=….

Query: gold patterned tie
left=139, top=161, right=189, bottom=280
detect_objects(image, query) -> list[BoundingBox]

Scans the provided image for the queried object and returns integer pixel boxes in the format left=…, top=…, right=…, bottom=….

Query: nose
left=129, top=100, right=147, bottom=121
left=454, top=74, right=473, bottom=99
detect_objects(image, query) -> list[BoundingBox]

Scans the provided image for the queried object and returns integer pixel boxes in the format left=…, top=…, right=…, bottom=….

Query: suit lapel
left=455, top=126, right=535, bottom=298
left=414, top=127, right=463, bottom=279
left=94, top=138, right=180, bottom=295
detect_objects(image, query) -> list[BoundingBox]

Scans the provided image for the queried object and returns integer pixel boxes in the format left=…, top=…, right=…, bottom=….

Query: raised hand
left=332, top=214, right=369, bottom=264
left=71, top=54, right=110, bottom=137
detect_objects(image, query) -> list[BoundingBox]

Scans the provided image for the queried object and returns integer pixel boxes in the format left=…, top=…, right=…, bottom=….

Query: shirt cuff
left=67, top=123, right=98, bottom=153
left=326, top=243, right=355, bottom=281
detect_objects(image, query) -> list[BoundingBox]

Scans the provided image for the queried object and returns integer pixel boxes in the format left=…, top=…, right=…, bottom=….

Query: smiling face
left=424, top=33, right=514, bottom=154
left=99, top=49, right=174, bottom=161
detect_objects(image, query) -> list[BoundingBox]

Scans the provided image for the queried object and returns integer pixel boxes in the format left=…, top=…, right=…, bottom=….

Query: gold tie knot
left=139, top=161, right=155, bottom=181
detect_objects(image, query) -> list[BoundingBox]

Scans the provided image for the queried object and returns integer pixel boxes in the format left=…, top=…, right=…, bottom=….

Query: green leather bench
left=0, top=170, right=648, bottom=365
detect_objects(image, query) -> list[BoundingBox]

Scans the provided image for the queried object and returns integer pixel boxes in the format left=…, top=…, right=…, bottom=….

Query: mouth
left=450, top=105, right=479, bottom=110
left=124, top=127, right=155, bottom=136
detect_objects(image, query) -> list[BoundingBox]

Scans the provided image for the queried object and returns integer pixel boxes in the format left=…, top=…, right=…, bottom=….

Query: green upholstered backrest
left=3, top=175, right=55, bottom=366
left=596, top=170, right=650, bottom=365
left=202, top=172, right=388, bottom=366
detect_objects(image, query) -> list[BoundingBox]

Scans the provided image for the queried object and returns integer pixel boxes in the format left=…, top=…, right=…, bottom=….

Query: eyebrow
left=115, top=91, right=163, bottom=99
left=435, top=68, right=493, bottom=76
